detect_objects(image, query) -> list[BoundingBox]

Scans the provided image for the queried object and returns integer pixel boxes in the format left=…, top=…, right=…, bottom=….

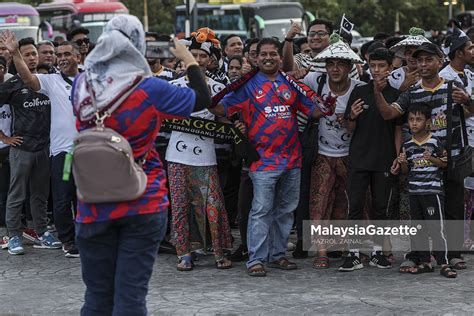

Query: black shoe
left=369, top=251, right=392, bottom=269
left=64, top=244, right=80, bottom=258
left=229, top=244, right=248, bottom=262
left=292, top=240, right=308, bottom=259
left=338, top=253, right=363, bottom=272
left=158, top=240, right=177, bottom=254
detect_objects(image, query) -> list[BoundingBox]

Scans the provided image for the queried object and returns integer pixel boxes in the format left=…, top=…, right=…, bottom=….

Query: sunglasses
left=75, top=38, right=90, bottom=46
left=308, top=31, right=329, bottom=38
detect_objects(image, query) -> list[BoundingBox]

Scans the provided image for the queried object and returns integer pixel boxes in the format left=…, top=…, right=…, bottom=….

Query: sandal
left=449, top=258, right=467, bottom=270
left=216, top=258, right=232, bottom=270
left=177, top=254, right=194, bottom=271
left=399, top=260, right=417, bottom=273
left=409, top=263, right=434, bottom=274
left=313, top=256, right=329, bottom=269
left=440, top=265, right=457, bottom=278
left=267, top=257, right=297, bottom=270
left=247, top=263, right=266, bottom=277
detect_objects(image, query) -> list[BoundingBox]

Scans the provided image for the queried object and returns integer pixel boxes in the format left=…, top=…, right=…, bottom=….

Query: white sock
left=349, top=249, right=359, bottom=258
left=372, top=246, right=382, bottom=256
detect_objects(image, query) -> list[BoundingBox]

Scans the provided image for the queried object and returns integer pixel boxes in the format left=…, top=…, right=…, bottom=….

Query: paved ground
left=0, top=234, right=473, bottom=315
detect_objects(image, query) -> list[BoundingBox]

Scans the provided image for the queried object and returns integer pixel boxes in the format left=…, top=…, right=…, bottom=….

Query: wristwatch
left=284, top=38, right=294, bottom=42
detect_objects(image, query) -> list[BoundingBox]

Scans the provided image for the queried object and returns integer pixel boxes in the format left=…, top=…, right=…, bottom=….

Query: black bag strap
left=305, top=73, right=326, bottom=127
left=458, top=101, right=470, bottom=152
left=60, top=72, right=73, bottom=86
left=446, top=81, right=454, bottom=160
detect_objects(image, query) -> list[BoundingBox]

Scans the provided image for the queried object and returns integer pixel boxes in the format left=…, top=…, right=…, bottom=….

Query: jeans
left=247, top=168, right=300, bottom=268
left=0, top=147, right=9, bottom=229
left=76, top=212, right=167, bottom=316
left=51, top=152, right=76, bottom=244
left=6, top=147, right=50, bottom=237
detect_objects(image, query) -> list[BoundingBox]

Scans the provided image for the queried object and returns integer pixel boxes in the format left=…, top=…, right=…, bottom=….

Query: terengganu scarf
left=211, top=69, right=336, bottom=116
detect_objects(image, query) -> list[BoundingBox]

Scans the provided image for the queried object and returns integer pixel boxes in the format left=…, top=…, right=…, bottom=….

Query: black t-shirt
left=344, top=81, right=401, bottom=172
left=0, top=75, right=51, bottom=152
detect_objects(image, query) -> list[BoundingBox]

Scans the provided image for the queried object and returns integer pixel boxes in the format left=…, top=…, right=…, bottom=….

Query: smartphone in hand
left=145, top=41, right=175, bottom=59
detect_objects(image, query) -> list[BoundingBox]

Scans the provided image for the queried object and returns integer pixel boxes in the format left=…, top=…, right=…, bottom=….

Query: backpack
left=71, top=76, right=148, bottom=203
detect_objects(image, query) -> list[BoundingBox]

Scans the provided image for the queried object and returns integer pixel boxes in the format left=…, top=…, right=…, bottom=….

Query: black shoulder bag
left=446, top=81, right=474, bottom=183
left=299, top=73, right=326, bottom=165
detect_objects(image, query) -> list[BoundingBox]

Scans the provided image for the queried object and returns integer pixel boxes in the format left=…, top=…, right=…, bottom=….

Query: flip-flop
left=440, top=265, right=457, bottom=278
left=177, top=254, right=194, bottom=271
left=409, top=263, right=434, bottom=274
left=312, top=256, right=329, bottom=269
left=247, top=264, right=266, bottom=277
left=216, top=258, right=233, bottom=270
left=449, top=258, right=467, bottom=270
left=399, top=259, right=416, bottom=273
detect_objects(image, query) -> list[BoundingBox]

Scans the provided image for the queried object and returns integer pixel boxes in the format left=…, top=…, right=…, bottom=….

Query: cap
left=412, top=42, right=444, bottom=59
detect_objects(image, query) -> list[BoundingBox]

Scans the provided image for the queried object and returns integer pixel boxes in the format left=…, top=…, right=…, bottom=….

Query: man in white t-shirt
left=301, top=35, right=363, bottom=269
left=1, top=31, right=81, bottom=258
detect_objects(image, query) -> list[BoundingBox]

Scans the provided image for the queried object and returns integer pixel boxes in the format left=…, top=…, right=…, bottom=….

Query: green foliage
left=300, top=0, right=462, bottom=36
left=16, top=0, right=474, bottom=37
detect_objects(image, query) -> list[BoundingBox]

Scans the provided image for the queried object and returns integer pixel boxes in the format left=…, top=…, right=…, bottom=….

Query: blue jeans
left=247, top=168, right=300, bottom=268
left=76, top=212, right=167, bottom=316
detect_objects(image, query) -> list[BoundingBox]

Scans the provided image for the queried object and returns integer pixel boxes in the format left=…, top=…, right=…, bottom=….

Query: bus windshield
left=0, top=3, right=41, bottom=41
left=175, top=8, right=246, bottom=35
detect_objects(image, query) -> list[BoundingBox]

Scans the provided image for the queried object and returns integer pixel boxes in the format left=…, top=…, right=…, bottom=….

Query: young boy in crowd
left=397, top=103, right=456, bottom=278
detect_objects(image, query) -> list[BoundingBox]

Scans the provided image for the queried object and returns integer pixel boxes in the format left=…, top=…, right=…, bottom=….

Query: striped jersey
left=403, top=133, right=447, bottom=195
left=392, top=79, right=464, bottom=157
left=221, top=71, right=316, bottom=172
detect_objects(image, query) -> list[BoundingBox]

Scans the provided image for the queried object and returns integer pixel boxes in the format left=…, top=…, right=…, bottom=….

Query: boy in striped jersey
left=397, top=104, right=456, bottom=278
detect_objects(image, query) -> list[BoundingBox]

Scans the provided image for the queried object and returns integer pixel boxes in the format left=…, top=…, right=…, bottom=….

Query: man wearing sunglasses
left=67, top=27, right=91, bottom=69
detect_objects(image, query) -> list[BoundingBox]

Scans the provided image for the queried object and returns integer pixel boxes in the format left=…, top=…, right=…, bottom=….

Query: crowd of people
left=0, top=12, right=474, bottom=315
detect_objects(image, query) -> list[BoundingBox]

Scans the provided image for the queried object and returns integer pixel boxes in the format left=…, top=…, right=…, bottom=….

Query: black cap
left=412, top=42, right=444, bottom=58
left=67, top=27, right=90, bottom=41
left=444, top=27, right=470, bottom=57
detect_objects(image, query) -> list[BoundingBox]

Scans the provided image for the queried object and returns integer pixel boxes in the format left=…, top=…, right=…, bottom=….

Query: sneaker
left=8, top=236, right=25, bottom=255
left=287, top=241, right=296, bottom=251
left=229, top=244, right=249, bottom=262
left=34, top=231, right=62, bottom=249
left=369, top=251, right=392, bottom=269
left=1, top=236, right=9, bottom=250
left=338, top=253, right=363, bottom=272
left=63, top=244, right=80, bottom=258
left=22, top=228, right=40, bottom=244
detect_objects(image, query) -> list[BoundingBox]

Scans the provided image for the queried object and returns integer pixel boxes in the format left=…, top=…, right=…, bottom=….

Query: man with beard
left=212, top=38, right=331, bottom=276
left=1, top=31, right=81, bottom=258
left=0, top=37, right=59, bottom=255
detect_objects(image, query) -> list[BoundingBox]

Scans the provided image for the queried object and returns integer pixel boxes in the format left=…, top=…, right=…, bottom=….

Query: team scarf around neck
left=211, top=68, right=337, bottom=116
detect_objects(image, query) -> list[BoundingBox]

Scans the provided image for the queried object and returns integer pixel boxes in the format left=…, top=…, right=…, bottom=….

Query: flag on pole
left=340, top=14, right=354, bottom=34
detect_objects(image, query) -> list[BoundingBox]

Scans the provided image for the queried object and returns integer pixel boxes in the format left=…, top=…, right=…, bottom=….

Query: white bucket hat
left=389, top=27, right=430, bottom=58
left=314, top=34, right=363, bottom=64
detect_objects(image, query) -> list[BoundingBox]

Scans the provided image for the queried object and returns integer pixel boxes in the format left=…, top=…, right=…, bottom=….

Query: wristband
left=349, top=117, right=356, bottom=122
left=284, top=38, right=294, bottom=42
